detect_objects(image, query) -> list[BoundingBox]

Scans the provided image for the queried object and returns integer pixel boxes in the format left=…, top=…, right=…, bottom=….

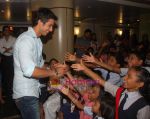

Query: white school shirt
left=13, top=27, right=44, bottom=99
left=104, top=82, right=150, bottom=119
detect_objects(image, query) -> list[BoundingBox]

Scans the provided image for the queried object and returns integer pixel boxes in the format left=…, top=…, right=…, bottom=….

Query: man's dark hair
left=32, top=8, right=57, bottom=26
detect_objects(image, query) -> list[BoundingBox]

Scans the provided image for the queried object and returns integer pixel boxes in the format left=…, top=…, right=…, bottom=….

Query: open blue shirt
left=13, top=27, right=44, bottom=99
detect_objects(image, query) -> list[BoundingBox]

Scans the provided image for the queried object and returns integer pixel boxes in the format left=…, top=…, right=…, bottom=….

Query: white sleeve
left=17, top=36, right=35, bottom=77
left=120, top=68, right=128, bottom=76
left=137, top=105, right=150, bottom=119
left=83, top=106, right=93, bottom=116
left=144, top=67, right=150, bottom=73
left=104, top=82, right=119, bottom=97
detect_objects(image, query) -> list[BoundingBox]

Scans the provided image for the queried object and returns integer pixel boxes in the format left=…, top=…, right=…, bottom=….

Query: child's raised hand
left=71, top=60, right=85, bottom=71
left=82, top=53, right=97, bottom=63
left=65, top=52, right=77, bottom=62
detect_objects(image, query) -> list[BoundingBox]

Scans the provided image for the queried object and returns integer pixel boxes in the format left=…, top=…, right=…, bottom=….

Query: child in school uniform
left=60, top=84, right=102, bottom=119
left=60, top=72, right=94, bottom=119
left=65, top=52, right=123, bottom=86
left=91, top=52, right=124, bottom=86
left=71, top=61, right=150, bottom=119
left=60, top=83, right=115, bottom=119
left=82, top=50, right=150, bottom=77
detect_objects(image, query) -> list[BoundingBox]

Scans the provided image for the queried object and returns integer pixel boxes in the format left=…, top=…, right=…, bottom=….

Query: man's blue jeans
left=15, top=96, right=40, bottom=119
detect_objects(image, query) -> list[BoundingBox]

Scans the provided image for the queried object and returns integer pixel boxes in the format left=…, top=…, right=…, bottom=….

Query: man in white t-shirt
left=0, top=26, right=16, bottom=97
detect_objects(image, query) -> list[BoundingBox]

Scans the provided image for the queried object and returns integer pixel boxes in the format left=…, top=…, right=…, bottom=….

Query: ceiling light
left=74, top=26, right=80, bottom=35
left=116, top=29, right=123, bottom=36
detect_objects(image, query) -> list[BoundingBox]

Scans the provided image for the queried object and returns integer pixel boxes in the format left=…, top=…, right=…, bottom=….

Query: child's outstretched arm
left=64, top=72, right=79, bottom=93
left=71, top=60, right=119, bottom=97
left=60, top=86, right=84, bottom=110
left=65, top=71, right=86, bottom=96
left=82, top=53, right=121, bottom=73
left=71, top=60, right=106, bottom=87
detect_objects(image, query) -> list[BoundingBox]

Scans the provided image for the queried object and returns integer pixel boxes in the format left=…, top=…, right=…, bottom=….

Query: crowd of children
left=38, top=41, right=150, bottom=119
left=36, top=31, right=150, bottom=119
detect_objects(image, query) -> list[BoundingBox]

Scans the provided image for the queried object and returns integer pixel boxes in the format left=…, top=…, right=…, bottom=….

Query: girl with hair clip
left=71, top=60, right=150, bottom=119
left=60, top=84, right=105, bottom=119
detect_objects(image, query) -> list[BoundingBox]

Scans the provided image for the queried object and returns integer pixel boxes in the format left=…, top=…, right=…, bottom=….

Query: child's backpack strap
left=115, top=87, right=125, bottom=119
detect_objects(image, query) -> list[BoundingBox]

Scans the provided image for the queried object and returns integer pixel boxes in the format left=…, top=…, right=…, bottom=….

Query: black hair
left=85, top=47, right=94, bottom=55
left=108, top=52, right=125, bottom=67
left=129, top=50, right=146, bottom=63
left=130, top=66, right=150, bottom=103
left=49, top=58, right=58, bottom=65
left=84, top=29, right=92, bottom=33
left=2, top=26, right=9, bottom=32
left=42, top=52, right=46, bottom=60
left=32, top=8, right=57, bottom=26
left=94, top=95, right=115, bottom=119
left=74, top=71, right=91, bottom=79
